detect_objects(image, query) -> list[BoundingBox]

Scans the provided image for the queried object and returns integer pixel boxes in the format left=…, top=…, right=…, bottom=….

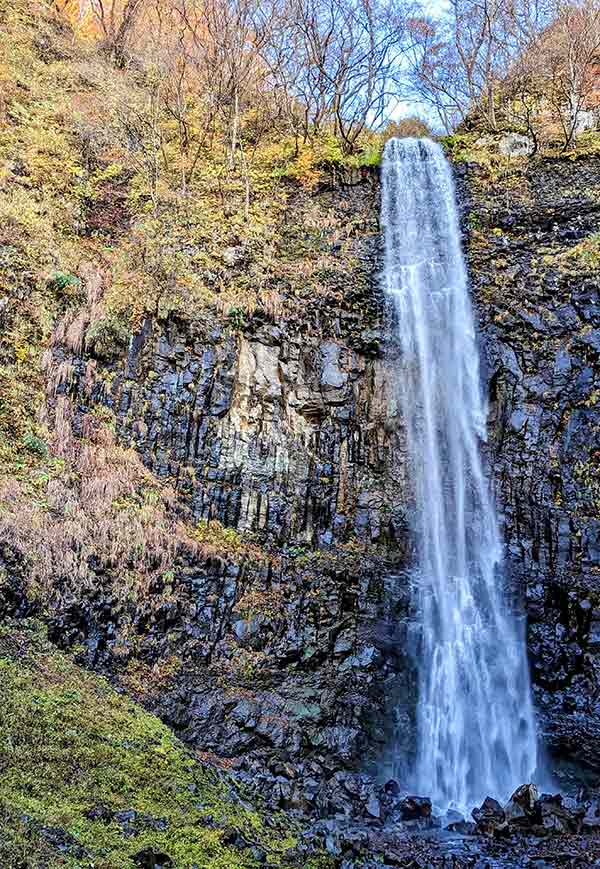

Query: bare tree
left=270, top=0, right=411, bottom=151
left=408, top=0, right=517, bottom=131
left=175, top=0, right=282, bottom=168
left=502, top=0, right=600, bottom=150
left=504, top=53, right=545, bottom=152
left=407, top=13, right=471, bottom=131
left=546, top=0, right=600, bottom=149
left=90, top=0, right=149, bottom=65
left=408, top=0, right=557, bottom=132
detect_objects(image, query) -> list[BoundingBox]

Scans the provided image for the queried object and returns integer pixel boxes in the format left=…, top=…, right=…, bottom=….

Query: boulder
left=582, top=800, right=600, bottom=830
left=504, top=783, right=539, bottom=828
left=472, top=796, right=507, bottom=837
left=536, top=793, right=583, bottom=835
left=398, top=796, right=432, bottom=821
left=132, top=849, right=173, bottom=869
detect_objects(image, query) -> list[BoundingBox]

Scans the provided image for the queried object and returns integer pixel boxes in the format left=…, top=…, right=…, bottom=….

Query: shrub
left=21, top=432, right=48, bottom=457
left=85, top=312, right=130, bottom=359
left=47, top=271, right=80, bottom=296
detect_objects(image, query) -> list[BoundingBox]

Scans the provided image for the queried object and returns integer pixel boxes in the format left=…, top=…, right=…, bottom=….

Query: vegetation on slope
left=0, top=619, right=331, bottom=868
left=0, top=0, right=384, bottom=474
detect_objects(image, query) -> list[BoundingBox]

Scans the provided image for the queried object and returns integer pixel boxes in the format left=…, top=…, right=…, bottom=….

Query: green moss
left=85, top=313, right=131, bottom=359
left=0, top=620, right=318, bottom=869
left=563, top=232, right=600, bottom=271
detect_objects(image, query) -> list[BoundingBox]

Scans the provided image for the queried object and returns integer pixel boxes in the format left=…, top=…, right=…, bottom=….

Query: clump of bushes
left=85, top=312, right=130, bottom=359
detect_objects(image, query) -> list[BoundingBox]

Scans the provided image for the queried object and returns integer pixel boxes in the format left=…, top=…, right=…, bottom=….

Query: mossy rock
left=0, top=620, right=325, bottom=868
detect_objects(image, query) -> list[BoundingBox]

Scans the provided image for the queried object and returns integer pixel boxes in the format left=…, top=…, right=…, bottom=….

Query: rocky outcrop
left=75, top=178, right=408, bottom=551
left=461, top=156, right=600, bottom=784
left=6, top=177, right=418, bottom=812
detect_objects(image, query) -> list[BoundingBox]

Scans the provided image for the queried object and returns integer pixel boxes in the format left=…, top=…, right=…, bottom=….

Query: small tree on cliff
left=89, top=0, right=150, bottom=65
left=383, top=117, right=434, bottom=140
left=546, top=0, right=600, bottom=149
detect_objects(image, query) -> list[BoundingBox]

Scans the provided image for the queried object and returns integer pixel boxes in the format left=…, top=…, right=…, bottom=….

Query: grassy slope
left=0, top=619, right=331, bottom=868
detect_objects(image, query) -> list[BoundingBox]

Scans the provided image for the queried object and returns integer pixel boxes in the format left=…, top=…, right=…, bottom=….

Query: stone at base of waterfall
left=474, top=786, right=588, bottom=838
left=472, top=797, right=507, bottom=837
left=398, top=796, right=432, bottom=822
left=537, top=794, right=584, bottom=834
left=583, top=800, right=600, bottom=830
left=447, top=818, right=478, bottom=835
left=445, top=808, right=477, bottom=835
left=504, top=782, right=539, bottom=828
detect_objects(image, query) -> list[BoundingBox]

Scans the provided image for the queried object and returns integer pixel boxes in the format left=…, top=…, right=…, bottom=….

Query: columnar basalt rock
left=460, top=156, right=600, bottom=780
left=103, top=320, right=407, bottom=548
left=2, top=156, right=600, bottom=814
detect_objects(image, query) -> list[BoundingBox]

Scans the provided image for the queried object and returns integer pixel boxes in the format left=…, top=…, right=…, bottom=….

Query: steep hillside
left=0, top=619, right=329, bottom=868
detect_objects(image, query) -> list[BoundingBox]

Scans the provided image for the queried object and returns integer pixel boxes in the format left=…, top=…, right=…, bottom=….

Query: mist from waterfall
left=381, top=137, right=538, bottom=812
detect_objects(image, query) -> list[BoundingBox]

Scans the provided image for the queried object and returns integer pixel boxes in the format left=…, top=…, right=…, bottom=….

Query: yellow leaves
left=14, top=342, right=30, bottom=364
left=290, top=147, right=322, bottom=189
left=53, top=0, right=104, bottom=41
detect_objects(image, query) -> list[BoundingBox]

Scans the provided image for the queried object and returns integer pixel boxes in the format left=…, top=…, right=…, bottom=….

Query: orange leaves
left=53, top=0, right=100, bottom=40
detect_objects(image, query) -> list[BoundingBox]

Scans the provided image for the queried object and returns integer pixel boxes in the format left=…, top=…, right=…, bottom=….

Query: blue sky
left=389, top=0, right=449, bottom=125
left=423, top=0, right=449, bottom=13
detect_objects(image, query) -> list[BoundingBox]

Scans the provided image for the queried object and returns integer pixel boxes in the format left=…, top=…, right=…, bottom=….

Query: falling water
left=381, top=138, right=538, bottom=811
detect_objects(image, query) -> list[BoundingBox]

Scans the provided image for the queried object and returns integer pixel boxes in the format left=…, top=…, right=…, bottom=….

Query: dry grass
left=0, top=395, right=206, bottom=602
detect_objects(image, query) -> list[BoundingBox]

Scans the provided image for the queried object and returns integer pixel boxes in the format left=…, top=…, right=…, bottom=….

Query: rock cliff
left=462, top=156, right=600, bottom=786
left=2, top=154, right=600, bottom=816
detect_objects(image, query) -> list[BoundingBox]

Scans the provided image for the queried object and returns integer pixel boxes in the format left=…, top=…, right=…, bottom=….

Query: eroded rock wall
left=462, top=157, right=600, bottom=781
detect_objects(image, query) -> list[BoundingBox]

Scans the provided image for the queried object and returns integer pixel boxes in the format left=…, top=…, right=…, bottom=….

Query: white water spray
left=381, top=138, right=538, bottom=811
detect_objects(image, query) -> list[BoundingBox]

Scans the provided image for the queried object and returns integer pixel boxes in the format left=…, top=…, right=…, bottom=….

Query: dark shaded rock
left=398, top=796, right=432, bottom=822
left=536, top=793, right=584, bottom=835
left=85, top=804, right=114, bottom=823
left=131, top=849, right=174, bottom=868
left=39, top=826, right=88, bottom=859
left=582, top=800, right=600, bottom=830
left=113, top=809, right=169, bottom=837
left=472, top=797, right=507, bottom=837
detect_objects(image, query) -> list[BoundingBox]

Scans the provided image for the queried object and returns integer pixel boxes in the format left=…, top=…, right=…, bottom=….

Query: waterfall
left=381, top=137, right=538, bottom=812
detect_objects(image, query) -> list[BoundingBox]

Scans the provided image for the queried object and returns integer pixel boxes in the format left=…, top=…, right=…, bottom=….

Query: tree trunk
left=229, top=88, right=239, bottom=169
left=487, top=79, right=497, bottom=131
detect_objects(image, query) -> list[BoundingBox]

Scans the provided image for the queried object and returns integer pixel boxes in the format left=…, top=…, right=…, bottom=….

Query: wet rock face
left=460, top=157, right=600, bottom=780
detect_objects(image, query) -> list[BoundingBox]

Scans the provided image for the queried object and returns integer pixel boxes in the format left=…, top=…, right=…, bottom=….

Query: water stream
left=381, top=137, right=538, bottom=812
